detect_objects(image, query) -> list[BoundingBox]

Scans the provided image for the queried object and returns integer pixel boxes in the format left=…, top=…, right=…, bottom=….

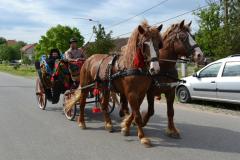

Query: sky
left=0, top=0, right=209, bottom=44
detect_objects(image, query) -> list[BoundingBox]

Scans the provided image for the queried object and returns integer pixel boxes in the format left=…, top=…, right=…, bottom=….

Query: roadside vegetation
left=0, top=63, right=36, bottom=77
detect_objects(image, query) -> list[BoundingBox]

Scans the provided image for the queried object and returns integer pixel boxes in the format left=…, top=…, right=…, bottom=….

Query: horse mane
left=162, top=23, right=191, bottom=41
left=120, top=20, right=150, bottom=68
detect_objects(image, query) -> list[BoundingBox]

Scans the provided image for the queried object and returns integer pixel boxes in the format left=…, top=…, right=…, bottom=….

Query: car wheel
left=177, top=86, right=191, bottom=103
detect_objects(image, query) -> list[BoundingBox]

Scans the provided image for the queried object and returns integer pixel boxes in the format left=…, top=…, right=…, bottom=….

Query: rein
left=159, top=58, right=190, bottom=63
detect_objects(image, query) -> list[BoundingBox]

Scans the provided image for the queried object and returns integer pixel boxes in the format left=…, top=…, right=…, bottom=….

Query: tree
left=86, top=24, right=115, bottom=56
left=194, top=0, right=240, bottom=59
left=194, top=2, right=222, bottom=58
left=22, top=55, right=31, bottom=65
left=35, top=25, right=84, bottom=60
left=0, top=37, right=7, bottom=45
left=0, top=44, right=19, bottom=61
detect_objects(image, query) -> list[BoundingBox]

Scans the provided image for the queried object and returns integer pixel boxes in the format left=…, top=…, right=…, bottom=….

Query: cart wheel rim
left=36, top=78, right=47, bottom=110
left=63, top=93, right=76, bottom=120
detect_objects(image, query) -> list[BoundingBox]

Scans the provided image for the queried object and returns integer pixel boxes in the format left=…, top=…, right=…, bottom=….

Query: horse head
left=163, top=20, right=204, bottom=64
left=122, top=21, right=163, bottom=74
left=136, top=21, right=163, bottom=74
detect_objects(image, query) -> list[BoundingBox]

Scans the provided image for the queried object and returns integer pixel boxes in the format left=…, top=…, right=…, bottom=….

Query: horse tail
left=65, top=89, right=81, bottom=112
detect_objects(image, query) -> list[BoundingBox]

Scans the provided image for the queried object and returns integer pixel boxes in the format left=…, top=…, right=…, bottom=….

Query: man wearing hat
left=64, top=38, right=86, bottom=61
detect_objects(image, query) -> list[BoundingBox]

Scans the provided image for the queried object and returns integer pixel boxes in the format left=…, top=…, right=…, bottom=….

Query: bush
left=22, top=56, right=32, bottom=65
left=13, top=64, right=21, bottom=70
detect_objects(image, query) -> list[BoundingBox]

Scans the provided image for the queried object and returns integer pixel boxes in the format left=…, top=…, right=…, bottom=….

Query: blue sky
left=0, top=0, right=208, bottom=43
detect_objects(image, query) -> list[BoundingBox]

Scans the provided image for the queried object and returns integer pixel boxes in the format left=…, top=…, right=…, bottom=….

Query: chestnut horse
left=65, top=21, right=163, bottom=147
left=119, top=20, right=204, bottom=138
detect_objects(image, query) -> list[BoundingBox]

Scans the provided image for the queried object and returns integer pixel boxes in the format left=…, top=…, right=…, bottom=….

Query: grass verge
left=0, top=64, right=36, bottom=77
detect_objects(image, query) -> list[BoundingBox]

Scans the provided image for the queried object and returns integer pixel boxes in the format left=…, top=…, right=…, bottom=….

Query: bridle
left=168, top=29, right=199, bottom=58
left=137, top=32, right=159, bottom=65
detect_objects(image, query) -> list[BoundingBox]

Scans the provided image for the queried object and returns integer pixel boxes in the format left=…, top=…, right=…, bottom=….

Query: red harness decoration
left=133, top=48, right=145, bottom=68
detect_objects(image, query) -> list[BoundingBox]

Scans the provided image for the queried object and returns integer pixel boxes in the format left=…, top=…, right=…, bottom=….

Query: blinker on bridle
left=137, top=32, right=160, bottom=64
left=171, top=30, right=199, bottom=57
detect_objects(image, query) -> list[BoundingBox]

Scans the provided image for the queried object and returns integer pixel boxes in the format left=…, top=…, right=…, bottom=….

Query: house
left=112, top=37, right=128, bottom=52
left=7, top=40, right=17, bottom=46
left=20, top=43, right=37, bottom=60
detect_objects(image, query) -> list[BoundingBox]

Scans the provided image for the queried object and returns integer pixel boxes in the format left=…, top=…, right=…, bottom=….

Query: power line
left=82, top=0, right=169, bottom=37
left=113, top=0, right=220, bottom=39
left=105, top=0, right=169, bottom=29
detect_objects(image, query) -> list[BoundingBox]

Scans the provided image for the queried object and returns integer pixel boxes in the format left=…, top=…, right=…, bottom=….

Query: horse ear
left=179, top=20, right=185, bottom=29
left=138, top=25, right=145, bottom=34
left=157, top=24, right=163, bottom=32
left=188, top=21, right=192, bottom=27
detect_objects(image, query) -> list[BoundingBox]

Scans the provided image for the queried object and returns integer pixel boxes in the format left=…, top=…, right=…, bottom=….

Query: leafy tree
left=0, top=37, right=7, bottom=45
left=86, top=24, right=115, bottom=56
left=0, top=44, right=19, bottom=61
left=227, top=0, right=240, bottom=53
left=22, top=55, right=31, bottom=65
left=194, top=0, right=240, bottom=59
left=35, top=25, right=84, bottom=60
left=194, top=2, right=222, bottom=58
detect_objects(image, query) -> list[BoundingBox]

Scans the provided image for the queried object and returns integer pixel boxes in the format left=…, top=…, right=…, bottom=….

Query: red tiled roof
left=7, top=40, right=17, bottom=46
left=21, top=43, right=37, bottom=52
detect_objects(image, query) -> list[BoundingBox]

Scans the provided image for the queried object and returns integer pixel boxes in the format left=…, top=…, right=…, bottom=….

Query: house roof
left=7, top=40, right=17, bottom=46
left=21, top=43, right=37, bottom=52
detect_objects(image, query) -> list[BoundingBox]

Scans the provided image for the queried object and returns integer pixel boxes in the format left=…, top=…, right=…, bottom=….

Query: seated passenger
left=64, top=38, right=86, bottom=61
left=47, top=48, right=61, bottom=71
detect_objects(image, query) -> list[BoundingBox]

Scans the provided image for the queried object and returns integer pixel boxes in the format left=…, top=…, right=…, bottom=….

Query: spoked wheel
left=96, top=91, right=115, bottom=114
left=63, top=90, right=77, bottom=121
left=35, top=77, right=47, bottom=110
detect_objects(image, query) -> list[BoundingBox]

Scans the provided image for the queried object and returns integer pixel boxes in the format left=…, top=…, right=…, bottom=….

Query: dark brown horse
left=119, top=20, right=204, bottom=138
left=65, top=21, right=163, bottom=146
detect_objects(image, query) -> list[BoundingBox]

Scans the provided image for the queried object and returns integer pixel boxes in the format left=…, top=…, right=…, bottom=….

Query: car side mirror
left=192, top=72, right=199, bottom=78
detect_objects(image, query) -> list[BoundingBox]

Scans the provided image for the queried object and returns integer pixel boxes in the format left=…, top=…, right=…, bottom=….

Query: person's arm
left=78, top=48, right=87, bottom=60
left=64, top=51, right=76, bottom=61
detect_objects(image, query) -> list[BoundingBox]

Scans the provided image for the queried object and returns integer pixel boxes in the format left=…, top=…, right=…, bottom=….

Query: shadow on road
left=189, top=100, right=240, bottom=111
left=143, top=115, right=240, bottom=153
left=39, top=102, right=240, bottom=153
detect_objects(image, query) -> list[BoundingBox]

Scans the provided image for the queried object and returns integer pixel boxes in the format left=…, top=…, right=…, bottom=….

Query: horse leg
left=121, top=113, right=134, bottom=136
left=119, top=94, right=129, bottom=117
left=77, top=90, right=87, bottom=129
left=101, top=91, right=113, bottom=132
left=165, top=90, right=180, bottom=138
left=142, top=90, right=155, bottom=127
left=129, top=94, right=151, bottom=147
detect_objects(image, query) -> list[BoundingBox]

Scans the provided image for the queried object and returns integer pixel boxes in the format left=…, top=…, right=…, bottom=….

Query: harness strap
left=111, top=69, right=150, bottom=81
left=152, top=72, right=186, bottom=89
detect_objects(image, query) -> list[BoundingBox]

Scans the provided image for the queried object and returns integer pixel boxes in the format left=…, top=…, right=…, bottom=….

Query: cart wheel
left=97, top=92, right=115, bottom=114
left=35, top=77, right=47, bottom=110
left=63, top=91, right=77, bottom=121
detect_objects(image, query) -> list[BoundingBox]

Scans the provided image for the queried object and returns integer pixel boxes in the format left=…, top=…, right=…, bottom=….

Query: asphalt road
left=0, top=72, right=240, bottom=160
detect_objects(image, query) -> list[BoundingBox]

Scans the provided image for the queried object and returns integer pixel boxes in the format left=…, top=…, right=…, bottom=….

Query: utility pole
left=223, top=0, right=229, bottom=26
left=181, top=57, right=187, bottom=77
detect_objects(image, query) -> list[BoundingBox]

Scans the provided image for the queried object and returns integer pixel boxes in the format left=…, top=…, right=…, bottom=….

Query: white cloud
left=0, top=0, right=206, bottom=43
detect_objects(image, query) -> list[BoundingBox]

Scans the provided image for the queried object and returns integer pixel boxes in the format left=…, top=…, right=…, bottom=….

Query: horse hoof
left=120, top=122, right=126, bottom=128
left=79, top=123, right=86, bottom=129
left=140, top=138, right=151, bottom=147
left=165, top=128, right=181, bottom=139
left=105, top=123, right=114, bottom=133
left=121, top=127, right=130, bottom=136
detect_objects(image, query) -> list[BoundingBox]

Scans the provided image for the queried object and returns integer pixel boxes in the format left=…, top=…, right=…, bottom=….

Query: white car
left=176, top=55, right=240, bottom=104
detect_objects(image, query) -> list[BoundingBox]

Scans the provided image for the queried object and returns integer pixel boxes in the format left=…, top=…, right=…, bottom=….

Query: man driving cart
left=64, top=38, right=86, bottom=86
left=64, top=37, right=86, bottom=61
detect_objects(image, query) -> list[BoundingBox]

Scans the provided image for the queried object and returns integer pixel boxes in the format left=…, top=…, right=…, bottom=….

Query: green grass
left=0, top=64, right=36, bottom=77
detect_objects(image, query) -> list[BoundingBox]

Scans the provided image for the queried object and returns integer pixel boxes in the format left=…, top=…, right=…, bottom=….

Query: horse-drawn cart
left=35, top=55, right=115, bottom=121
